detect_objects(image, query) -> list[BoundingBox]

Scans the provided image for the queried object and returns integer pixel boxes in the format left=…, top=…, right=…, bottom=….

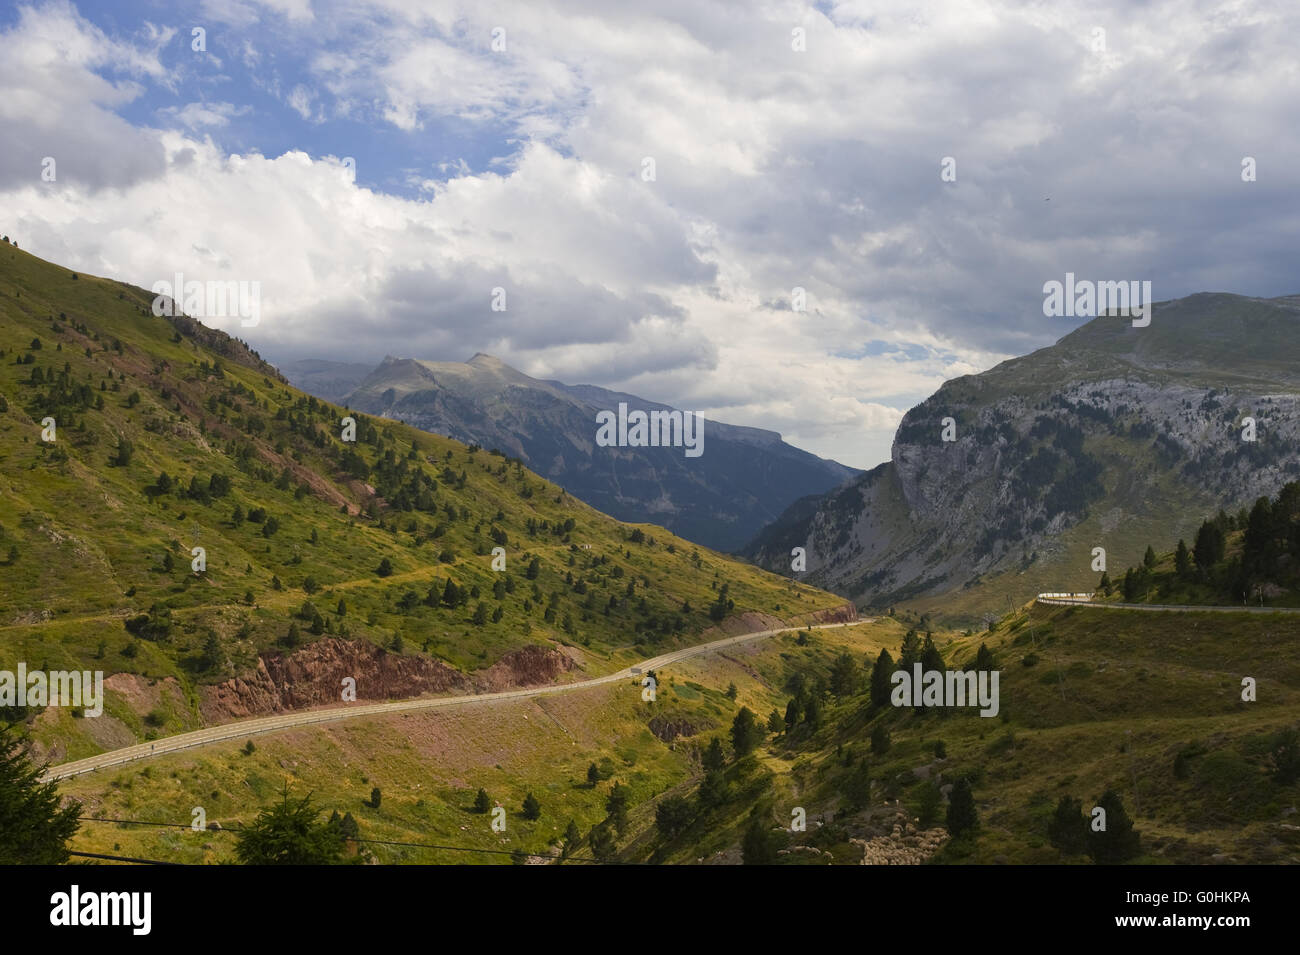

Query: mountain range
left=743, top=292, right=1300, bottom=614
left=282, top=354, right=859, bottom=553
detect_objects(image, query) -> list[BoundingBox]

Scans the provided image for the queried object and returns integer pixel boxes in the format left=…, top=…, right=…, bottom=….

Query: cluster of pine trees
left=1104, top=482, right=1300, bottom=605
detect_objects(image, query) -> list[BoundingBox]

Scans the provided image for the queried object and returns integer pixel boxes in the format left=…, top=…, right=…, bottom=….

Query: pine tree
left=869, top=648, right=895, bottom=710
left=1174, top=539, right=1191, bottom=579
left=234, top=785, right=345, bottom=865
left=802, top=695, right=822, bottom=729
left=1143, top=545, right=1157, bottom=569
left=920, top=633, right=945, bottom=674
left=697, top=769, right=727, bottom=809
left=871, top=724, right=890, bottom=755
left=338, top=811, right=359, bottom=840
left=1193, top=520, right=1226, bottom=574
left=702, top=737, right=726, bottom=773
left=973, top=643, right=995, bottom=672
left=741, top=816, right=780, bottom=865
left=588, top=821, right=617, bottom=862
left=841, top=759, right=871, bottom=810
left=730, top=706, right=762, bottom=757
left=783, top=698, right=800, bottom=730
left=1097, top=571, right=1113, bottom=596
left=605, top=782, right=630, bottom=834
left=767, top=709, right=784, bottom=735
left=586, top=763, right=600, bottom=787
left=521, top=792, right=541, bottom=821
left=473, top=788, right=491, bottom=813
left=0, top=725, right=81, bottom=864
left=562, top=819, right=581, bottom=858
left=917, top=781, right=943, bottom=827
left=1047, top=795, right=1087, bottom=854
left=946, top=778, right=978, bottom=837
left=898, top=629, right=921, bottom=668
left=1087, top=790, right=1141, bottom=863
left=654, top=795, right=693, bottom=838
left=829, top=652, right=859, bottom=697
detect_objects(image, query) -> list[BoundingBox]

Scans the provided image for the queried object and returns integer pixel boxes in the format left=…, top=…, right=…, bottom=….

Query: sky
left=1, top=0, right=1297, bottom=470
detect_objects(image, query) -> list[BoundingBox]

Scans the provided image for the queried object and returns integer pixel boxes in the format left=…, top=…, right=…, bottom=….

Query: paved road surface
left=1036, top=594, right=1300, bottom=614
left=44, top=620, right=862, bottom=782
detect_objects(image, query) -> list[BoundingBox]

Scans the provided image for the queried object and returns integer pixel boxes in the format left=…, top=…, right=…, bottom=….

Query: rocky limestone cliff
left=746, top=293, right=1300, bottom=607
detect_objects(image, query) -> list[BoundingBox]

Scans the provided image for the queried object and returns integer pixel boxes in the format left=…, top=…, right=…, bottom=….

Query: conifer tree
left=869, top=648, right=895, bottom=710
left=522, top=792, right=541, bottom=821
left=1087, top=790, right=1141, bottom=863
left=946, top=778, right=978, bottom=837
left=1047, top=795, right=1087, bottom=855
left=730, top=707, right=762, bottom=756
left=0, top=725, right=81, bottom=864
left=702, top=737, right=726, bottom=773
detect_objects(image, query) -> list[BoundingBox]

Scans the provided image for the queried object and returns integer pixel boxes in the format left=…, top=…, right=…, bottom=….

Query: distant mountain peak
left=341, top=352, right=860, bottom=551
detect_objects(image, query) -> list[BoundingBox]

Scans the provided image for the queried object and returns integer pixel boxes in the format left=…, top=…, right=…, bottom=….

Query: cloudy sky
left=2, top=0, right=1297, bottom=469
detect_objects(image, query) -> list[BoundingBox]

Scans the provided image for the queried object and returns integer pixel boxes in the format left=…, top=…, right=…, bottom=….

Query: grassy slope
left=0, top=243, right=845, bottom=763
left=58, top=619, right=897, bottom=863
left=632, top=603, right=1300, bottom=864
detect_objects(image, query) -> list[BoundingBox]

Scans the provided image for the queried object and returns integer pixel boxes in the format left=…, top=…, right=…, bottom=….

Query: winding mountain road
left=44, top=620, right=862, bottom=783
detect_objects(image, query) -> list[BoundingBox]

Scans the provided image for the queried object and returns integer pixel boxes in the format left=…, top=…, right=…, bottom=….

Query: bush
left=1268, top=728, right=1300, bottom=785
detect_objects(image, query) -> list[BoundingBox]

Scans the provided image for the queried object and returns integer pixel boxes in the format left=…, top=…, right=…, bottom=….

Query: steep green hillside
left=0, top=242, right=848, bottom=764
left=54, top=619, right=894, bottom=864
left=340, top=353, right=859, bottom=552
left=621, top=603, right=1300, bottom=865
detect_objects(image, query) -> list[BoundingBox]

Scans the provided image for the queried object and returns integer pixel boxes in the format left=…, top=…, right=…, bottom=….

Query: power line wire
left=69, top=850, right=183, bottom=866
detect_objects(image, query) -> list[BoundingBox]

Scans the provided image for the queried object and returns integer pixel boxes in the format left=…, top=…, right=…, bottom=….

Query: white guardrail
left=1035, top=594, right=1300, bottom=614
